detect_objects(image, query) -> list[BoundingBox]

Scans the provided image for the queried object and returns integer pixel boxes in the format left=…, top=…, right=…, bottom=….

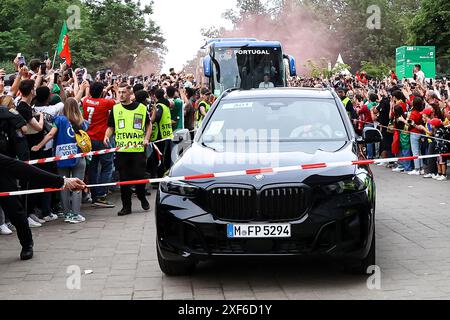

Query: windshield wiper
left=201, top=141, right=218, bottom=152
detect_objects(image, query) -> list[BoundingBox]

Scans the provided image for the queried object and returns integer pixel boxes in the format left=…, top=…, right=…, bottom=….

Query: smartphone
left=40, top=62, right=47, bottom=75
left=18, top=55, right=25, bottom=68
left=54, top=72, right=59, bottom=84
left=67, top=68, right=73, bottom=78
left=77, top=69, right=85, bottom=83
left=43, top=52, right=49, bottom=61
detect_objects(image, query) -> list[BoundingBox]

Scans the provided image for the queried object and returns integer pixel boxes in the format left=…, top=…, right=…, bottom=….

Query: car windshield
left=200, top=97, right=348, bottom=145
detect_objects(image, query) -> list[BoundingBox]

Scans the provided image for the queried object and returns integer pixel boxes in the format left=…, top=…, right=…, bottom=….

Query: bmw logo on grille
left=255, top=174, right=265, bottom=181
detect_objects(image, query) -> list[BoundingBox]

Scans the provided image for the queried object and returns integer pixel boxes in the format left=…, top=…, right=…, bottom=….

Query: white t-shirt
left=33, top=102, right=64, bottom=150
left=259, top=82, right=274, bottom=89
left=416, top=70, right=425, bottom=84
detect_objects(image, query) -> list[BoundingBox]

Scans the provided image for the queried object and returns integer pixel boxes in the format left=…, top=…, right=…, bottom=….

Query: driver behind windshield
left=259, top=73, right=275, bottom=89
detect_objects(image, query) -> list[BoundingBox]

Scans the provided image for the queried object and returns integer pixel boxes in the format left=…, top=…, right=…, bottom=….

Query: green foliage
left=0, top=0, right=165, bottom=73
left=220, top=0, right=424, bottom=72
left=407, top=0, right=450, bottom=74
left=332, top=62, right=351, bottom=75
left=0, top=60, right=16, bottom=74
left=360, top=61, right=391, bottom=79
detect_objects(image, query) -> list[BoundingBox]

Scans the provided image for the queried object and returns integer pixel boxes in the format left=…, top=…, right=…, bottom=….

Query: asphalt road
left=0, top=165, right=449, bottom=300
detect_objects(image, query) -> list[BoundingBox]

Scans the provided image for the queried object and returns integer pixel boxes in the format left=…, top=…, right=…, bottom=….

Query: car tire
left=345, top=232, right=375, bottom=275
left=157, top=243, right=196, bottom=276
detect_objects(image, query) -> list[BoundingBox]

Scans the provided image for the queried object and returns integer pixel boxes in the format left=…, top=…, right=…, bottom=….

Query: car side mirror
left=361, top=127, right=383, bottom=144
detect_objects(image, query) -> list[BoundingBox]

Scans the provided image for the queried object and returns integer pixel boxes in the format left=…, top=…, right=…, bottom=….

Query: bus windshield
left=212, top=46, right=284, bottom=95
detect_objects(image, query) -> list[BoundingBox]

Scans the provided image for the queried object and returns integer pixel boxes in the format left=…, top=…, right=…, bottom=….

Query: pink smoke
left=221, top=4, right=338, bottom=75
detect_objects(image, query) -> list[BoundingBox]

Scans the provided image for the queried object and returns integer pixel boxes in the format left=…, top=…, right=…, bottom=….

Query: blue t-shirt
left=53, top=116, right=88, bottom=168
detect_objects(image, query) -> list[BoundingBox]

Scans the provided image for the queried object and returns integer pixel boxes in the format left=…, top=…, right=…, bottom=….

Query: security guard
left=337, top=88, right=357, bottom=122
left=104, top=83, right=152, bottom=216
left=149, top=89, right=174, bottom=179
left=195, top=88, right=211, bottom=129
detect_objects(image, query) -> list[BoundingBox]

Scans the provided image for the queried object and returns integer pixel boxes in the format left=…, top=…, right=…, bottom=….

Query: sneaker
left=42, top=214, right=58, bottom=222
left=6, top=222, right=15, bottom=231
left=432, top=174, right=441, bottom=180
left=423, top=173, right=433, bottom=178
left=392, top=167, right=404, bottom=172
left=29, top=214, right=45, bottom=224
left=75, top=214, right=86, bottom=222
left=436, top=175, right=447, bottom=181
left=28, top=217, right=42, bottom=228
left=0, top=224, right=13, bottom=235
left=408, top=170, right=420, bottom=175
left=82, top=192, right=92, bottom=204
left=65, top=213, right=82, bottom=224
left=376, top=162, right=384, bottom=166
left=92, top=196, right=115, bottom=208
left=420, top=169, right=425, bottom=175
left=52, top=204, right=65, bottom=218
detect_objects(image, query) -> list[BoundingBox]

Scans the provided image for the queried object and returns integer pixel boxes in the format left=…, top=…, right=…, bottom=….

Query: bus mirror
left=203, top=55, right=212, bottom=78
left=288, top=55, right=297, bottom=77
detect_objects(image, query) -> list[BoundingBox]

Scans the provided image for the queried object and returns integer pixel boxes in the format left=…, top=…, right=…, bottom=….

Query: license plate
left=227, top=224, right=291, bottom=238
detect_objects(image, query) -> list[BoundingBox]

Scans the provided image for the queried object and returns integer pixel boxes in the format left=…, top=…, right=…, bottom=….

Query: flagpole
left=51, top=47, right=58, bottom=70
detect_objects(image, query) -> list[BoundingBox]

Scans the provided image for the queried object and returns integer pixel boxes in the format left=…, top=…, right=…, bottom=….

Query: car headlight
left=160, top=180, right=200, bottom=197
left=321, top=174, right=368, bottom=195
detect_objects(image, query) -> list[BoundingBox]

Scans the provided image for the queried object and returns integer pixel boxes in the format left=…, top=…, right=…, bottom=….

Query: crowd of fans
left=0, top=57, right=215, bottom=235
left=290, top=67, right=450, bottom=181
left=0, top=55, right=449, bottom=237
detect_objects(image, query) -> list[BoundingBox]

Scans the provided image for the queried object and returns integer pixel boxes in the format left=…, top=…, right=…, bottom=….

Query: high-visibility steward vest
left=151, top=103, right=174, bottom=142
left=342, top=97, right=351, bottom=119
left=113, top=103, right=147, bottom=153
left=342, top=97, right=350, bottom=107
left=196, top=101, right=211, bottom=128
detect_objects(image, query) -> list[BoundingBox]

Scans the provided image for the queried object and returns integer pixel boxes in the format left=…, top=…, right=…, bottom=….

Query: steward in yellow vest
left=195, top=88, right=212, bottom=129
left=104, top=84, right=152, bottom=216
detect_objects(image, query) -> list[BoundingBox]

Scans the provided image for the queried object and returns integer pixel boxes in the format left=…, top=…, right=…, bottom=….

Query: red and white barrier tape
left=2, top=152, right=449, bottom=197
left=25, top=137, right=172, bottom=165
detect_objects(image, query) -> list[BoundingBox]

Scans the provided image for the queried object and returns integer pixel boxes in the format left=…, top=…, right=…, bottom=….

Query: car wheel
left=157, top=243, right=196, bottom=276
left=345, top=232, right=375, bottom=275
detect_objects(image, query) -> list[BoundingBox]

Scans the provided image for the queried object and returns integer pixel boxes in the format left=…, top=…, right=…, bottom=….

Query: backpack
left=72, top=122, right=92, bottom=153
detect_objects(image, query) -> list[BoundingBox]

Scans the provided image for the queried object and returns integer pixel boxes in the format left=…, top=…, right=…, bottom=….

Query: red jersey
left=409, top=110, right=423, bottom=134
left=82, top=97, right=115, bottom=141
left=358, top=105, right=373, bottom=124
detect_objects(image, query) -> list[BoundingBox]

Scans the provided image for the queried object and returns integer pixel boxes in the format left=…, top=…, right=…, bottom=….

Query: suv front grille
left=207, top=188, right=256, bottom=221
left=207, top=185, right=308, bottom=221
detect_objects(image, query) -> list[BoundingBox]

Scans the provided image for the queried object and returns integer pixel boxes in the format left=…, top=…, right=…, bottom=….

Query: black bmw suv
left=156, top=88, right=382, bottom=275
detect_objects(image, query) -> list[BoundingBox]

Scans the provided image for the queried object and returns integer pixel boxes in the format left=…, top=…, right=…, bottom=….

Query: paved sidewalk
left=0, top=166, right=449, bottom=300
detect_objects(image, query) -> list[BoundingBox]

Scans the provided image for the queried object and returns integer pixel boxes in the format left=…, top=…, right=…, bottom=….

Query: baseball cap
left=421, top=108, right=433, bottom=116
left=429, top=118, right=443, bottom=127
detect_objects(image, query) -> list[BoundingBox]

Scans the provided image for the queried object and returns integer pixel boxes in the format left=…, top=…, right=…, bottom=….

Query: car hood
left=170, top=141, right=358, bottom=184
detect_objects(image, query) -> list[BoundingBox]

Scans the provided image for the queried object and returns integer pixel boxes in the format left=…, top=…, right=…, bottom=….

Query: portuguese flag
left=57, top=21, right=72, bottom=66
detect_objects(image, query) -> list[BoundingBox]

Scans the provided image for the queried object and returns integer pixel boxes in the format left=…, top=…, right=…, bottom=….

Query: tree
left=360, top=61, right=390, bottom=79
left=0, top=0, right=165, bottom=73
left=408, top=0, right=450, bottom=74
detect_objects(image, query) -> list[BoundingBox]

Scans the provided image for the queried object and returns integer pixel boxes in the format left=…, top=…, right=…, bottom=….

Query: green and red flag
left=57, top=21, right=72, bottom=66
